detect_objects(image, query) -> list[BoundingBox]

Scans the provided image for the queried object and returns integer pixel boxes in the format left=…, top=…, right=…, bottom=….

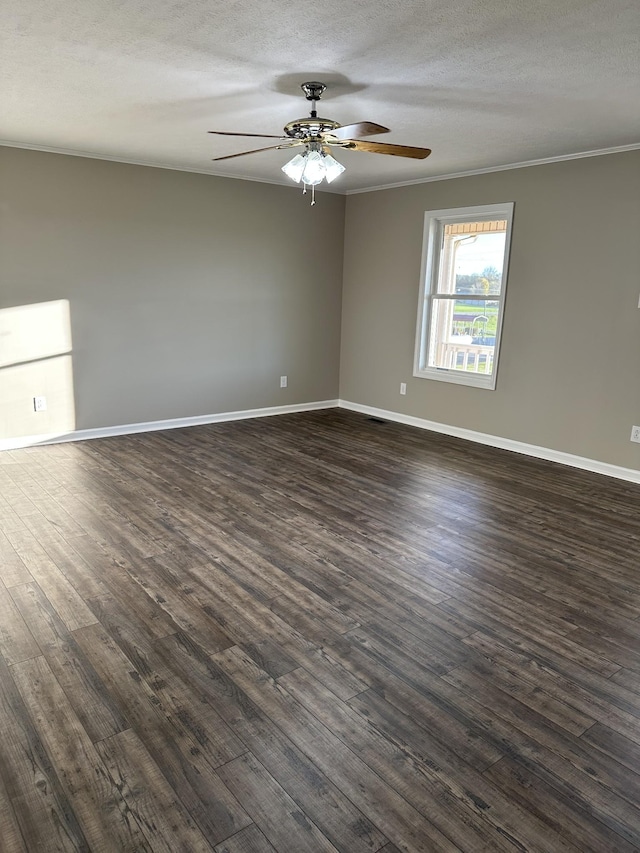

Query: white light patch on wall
left=0, top=299, right=76, bottom=442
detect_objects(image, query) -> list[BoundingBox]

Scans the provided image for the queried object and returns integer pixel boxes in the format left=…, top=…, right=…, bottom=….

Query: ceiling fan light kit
left=209, top=82, right=431, bottom=205
left=281, top=144, right=346, bottom=205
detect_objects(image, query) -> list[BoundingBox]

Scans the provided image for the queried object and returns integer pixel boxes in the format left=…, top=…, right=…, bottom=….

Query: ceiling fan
left=208, top=82, right=431, bottom=203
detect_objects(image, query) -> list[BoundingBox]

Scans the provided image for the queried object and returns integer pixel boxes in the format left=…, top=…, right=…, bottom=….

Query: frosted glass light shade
left=281, top=153, right=306, bottom=182
left=301, top=150, right=325, bottom=186
left=282, top=148, right=346, bottom=188
left=323, top=154, right=345, bottom=183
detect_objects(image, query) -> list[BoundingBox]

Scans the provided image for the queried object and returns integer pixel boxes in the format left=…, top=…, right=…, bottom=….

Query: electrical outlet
left=631, top=425, right=640, bottom=443
left=280, top=375, right=287, bottom=388
left=400, top=382, right=407, bottom=395
left=33, top=396, right=47, bottom=412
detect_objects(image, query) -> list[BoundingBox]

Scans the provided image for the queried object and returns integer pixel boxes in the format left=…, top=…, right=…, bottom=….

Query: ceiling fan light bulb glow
left=322, top=154, right=345, bottom=183
left=301, top=150, right=325, bottom=186
left=281, top=153, right=306, bottom=182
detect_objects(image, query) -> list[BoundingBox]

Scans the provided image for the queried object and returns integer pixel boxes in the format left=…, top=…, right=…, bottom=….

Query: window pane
left=437, top=224, right=506, bottom=296
left=428, top=298, right=499, bottom=374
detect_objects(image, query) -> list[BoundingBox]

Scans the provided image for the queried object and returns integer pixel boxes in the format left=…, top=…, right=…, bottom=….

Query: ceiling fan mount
left=300, top=81, right=326, bottom=102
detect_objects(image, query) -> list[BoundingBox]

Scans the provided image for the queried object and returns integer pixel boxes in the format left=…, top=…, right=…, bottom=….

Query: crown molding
left=0, top=139, right=343, bottom=194
left=3, top=139, right=637, bottom=197
left=345, top=142, right=640, bottom=195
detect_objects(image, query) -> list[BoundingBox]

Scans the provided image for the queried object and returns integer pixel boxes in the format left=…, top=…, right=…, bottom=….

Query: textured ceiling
left=2, top=0, right=639, bottom=192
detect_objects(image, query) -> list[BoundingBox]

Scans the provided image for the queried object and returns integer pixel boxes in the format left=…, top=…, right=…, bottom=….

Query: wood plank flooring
left=1, top=408, right=639, bottom=852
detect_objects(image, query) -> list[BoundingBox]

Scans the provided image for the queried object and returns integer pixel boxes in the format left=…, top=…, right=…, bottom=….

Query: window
left=414, top=203, right=514, bottom=390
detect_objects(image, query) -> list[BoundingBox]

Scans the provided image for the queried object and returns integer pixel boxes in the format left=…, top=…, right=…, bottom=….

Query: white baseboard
left=339, top=400, right=640, bottom=485
left=0, top=399, right=340, bottom=451
left=4, top=396, right=638, bottom=485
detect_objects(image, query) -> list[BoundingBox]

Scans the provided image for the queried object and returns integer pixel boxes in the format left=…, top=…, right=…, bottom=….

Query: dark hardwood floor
left=1, top=408, right=639, bottom=852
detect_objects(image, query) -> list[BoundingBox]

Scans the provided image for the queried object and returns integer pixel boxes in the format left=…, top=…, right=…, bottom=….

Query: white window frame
left=413, top=202, right=514, bottom=390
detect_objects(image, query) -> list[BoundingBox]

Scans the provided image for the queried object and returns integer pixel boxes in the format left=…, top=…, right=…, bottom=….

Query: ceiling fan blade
left=346, top=139, right=431, bottom=159
left=328, top=122, right=390, bottom=140
left=212, top=143, right=296, bottom=162
left=208, top=131, right=286, bottom=139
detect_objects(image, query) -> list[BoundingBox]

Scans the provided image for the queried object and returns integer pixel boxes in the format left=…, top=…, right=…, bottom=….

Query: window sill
left=413, top=367, right=497, bottom=390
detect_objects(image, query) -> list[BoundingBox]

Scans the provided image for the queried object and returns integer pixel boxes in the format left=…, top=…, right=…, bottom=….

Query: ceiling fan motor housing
left=283, top=117, right=340, bottom=139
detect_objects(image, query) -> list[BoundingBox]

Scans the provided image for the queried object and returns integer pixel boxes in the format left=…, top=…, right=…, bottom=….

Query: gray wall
left=340, top=151, right=640, bottom=469
left=3, top=145, right=639, bottom=472
left=0, top=147, right=345, bottom=437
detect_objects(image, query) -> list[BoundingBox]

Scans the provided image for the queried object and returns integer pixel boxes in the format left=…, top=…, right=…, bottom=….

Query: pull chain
left=301, top=183, right=316, bottom=206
